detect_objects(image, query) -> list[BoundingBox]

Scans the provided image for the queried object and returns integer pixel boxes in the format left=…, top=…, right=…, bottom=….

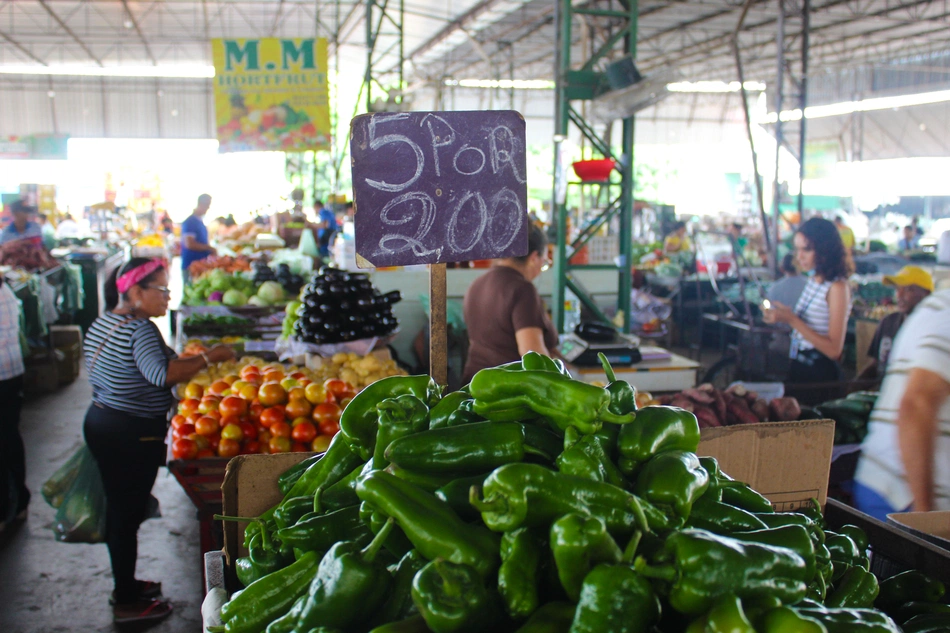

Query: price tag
left=350, top=110, right=529, bottom=268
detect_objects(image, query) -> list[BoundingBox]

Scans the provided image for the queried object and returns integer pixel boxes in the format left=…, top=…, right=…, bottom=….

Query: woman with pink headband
left=82, top=257, right=233, bottom=624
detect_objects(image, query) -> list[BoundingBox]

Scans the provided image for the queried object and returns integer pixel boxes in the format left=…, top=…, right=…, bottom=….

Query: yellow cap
left=884, top=265, right=934, bottom=292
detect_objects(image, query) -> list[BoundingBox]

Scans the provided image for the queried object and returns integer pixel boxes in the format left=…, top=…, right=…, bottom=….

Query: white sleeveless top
left=790, top=277, right=833, bottom=354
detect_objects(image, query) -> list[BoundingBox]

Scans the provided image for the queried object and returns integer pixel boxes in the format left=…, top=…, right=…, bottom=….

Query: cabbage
left=247, top=295, right=267, bottom=307
left=222, top=289, right=248, bottom=307
left=208, top=291, right=224, bottom=302
left=256, top=281, right=285, bottom=304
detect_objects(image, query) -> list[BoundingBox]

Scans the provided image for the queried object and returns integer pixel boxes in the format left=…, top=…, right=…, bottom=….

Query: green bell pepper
left=837, top=525, right=869, bottom=553
left=896, top=602, right=950, bottom=624
left=215, top=550, right=319, bottom=633
left=290, top=519, right=395, bottom=632
left=755, top=512, right=825, bottom=544
left=340, top=374, right=441, bottom=460
left=730, top=525, right=817, bottom=583
left=825, top=532, right=862, bottom=581
left=598, top=352, right=637, bottom=417
left=427, top=391, right=470, bottom=429
left=263, top=595, right=307, bottom=633
left=498, top=527, right=544, bottom=619
left=697, top=457, right=725, bottom=502
left=411, top=559, right=506, bottom=633
left=285, top=432, right=364, bottom=514
left=901, top=613, right=950, bottom=633
left=555, top=425, right=625, bottom=486
left=371, top=549, right=428, bottom=627
left=374, top=395, right=430, bottom=469
left=355, top=469, right=500, bottom=579
left=687, top=493, right=769, bottom=534
left=797, top=607, right=902, bottom=632
left=634, top=528, right=810, bottom=615
left=469, top=368, right=634, bottom=434
left=760, top=606, right=828, bottom=633
left=235, top=529, right=295, bottom=587
left=569, top=563, right=660, bottom=633
left=274, top=495, right=317, bottom=530
left=721, top=482, right=775, bottom=515
left=617, top=406, right=700, bottom=474
left=876, top=570, right=946, bottom=612
left=550, top=514, right=622, bottom=602
left=368, top=614, right=431, bottom=633
left=360, top=500, right=415, bottom=558
left=445, top=399, right=483, bottom=428
left=469, top=463, right=667, bottom=536
left=321, top=460, right=372, bottom=512
left=826, top=566, right=879, bottom=609
left=434, top=474, right=489, bottom=521
left=275, top=505, right=372, bottom=553
left=278, top=454, right=323, bottom=497
left=634, top=450, right=709, bottom=521
left=386, top=465, right=461, bottom=493
left=384, top=421, right=545, bottom=474
left=522, top=350, right=562, bottom=372
left=513, top=602, right=576, bottom=633
left=686, top=594, right=756, bottom=633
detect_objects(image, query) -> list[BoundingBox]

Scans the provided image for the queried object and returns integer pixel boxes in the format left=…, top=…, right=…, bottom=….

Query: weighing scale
left=559, top=332, right=642, bottom=367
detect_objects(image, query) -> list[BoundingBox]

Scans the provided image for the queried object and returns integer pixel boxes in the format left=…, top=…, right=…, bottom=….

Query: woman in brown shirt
left=462, top=223, right=559, bottom=383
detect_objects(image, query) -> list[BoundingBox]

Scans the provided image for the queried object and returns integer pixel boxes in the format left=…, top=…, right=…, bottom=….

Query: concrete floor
left=0, top=373, right=203, bottom=633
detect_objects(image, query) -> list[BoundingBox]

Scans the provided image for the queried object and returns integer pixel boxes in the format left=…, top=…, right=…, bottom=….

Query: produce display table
left=574, top=346, right=700, bottom=393
left=167, top=458, right=229, bottom=585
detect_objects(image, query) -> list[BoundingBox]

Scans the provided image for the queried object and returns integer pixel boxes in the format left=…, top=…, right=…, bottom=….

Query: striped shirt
left=0, top=282, right=25, bottom=380
left=855, top=289, right=950, bottom=510
left=83, top=311, right=177, bottom=417
left=790, top=277, right=833, bottom=354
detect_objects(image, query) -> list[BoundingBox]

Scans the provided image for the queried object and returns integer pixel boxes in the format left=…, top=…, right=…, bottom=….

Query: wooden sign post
left=350, top=110, right=529, bottom=385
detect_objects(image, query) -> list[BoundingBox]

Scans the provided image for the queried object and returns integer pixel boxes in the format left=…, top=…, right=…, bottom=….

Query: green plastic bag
left=47, top=445, right=107, bottom=543
left=41, top=445, right=85, bottom=509
left=297, top=227, right=320, bottom=258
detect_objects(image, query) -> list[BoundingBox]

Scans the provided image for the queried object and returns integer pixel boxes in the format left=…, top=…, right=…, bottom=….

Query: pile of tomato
left=170, top=363, right=357, bottom=460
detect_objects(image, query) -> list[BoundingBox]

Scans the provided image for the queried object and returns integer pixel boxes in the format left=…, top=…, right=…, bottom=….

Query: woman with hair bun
left=764, top=217, right=854, bottom=383
left=83, top=257, right=233, bottom=624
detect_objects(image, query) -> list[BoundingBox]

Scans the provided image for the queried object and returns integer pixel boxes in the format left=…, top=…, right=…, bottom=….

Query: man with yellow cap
left=857, top=265, right=933, bottom=382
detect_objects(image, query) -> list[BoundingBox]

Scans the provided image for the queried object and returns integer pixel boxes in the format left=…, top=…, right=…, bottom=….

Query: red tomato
left=219, top=395, right=248, bottom=419
left=269, top=436, right=292, bottom=453
left=270, top=421, right=292, bottom=439
left=218, top=438, right=241, bottom=458
left=221, top=424, right=244, bottom=442
left=318, top=419, right=341, bottom=437
left=172, top=437, right=198, bottom=460
left=312, top=402, right=342, bottom=425
left=311, top=435, right=332, bottom=452
left=207, top=433, right=221, bottom=451
left=198, top=395, right=221, bottom=414
left=259, top=406, right=286, bottom=428
left=179, top=398, right=200, bottom=417
left=291, top=421, right=318, bottom=444
left=337, top=397, right=353, bottom=410
left=239, top=420, right=258, bottom=441
left=174, top=422, right=196, bottom=440
left=195, top=415, right=221, bottom=437
left=171, top=414, right=187, bottom=430
left=258, top=429, right=272, bottom=445
left=292, top=442, right=309, bottom=452
left=285, top=398, right=312, bottom=420
left=249, top=401, right=264, bottom=420
left=242, top=439, right=261, bottom=455
left=196, top=448, right=216, bottom=459
left=323, top=379, right=349, bottom=400
left=205, top=410, right=222, bottom=422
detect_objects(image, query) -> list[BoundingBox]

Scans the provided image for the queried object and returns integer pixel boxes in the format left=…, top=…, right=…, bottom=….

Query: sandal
left=113, top=597, right=173, bottom=624
left=110, top=580, right=163, bottom=605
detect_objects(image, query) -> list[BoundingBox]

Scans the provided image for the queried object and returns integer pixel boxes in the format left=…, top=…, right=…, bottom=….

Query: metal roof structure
left=0, top=0, right=947, bottom=158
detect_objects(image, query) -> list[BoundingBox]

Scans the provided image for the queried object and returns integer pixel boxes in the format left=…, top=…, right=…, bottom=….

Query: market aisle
left=0, top=373, right=202, bottom=633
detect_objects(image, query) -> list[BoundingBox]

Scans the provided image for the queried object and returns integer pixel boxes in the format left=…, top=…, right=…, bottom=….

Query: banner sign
left=212, top=38, right=331, bottom=153
left=350, top=110, right=529, bottom=268
left=0, top=135, right=68, bottom=160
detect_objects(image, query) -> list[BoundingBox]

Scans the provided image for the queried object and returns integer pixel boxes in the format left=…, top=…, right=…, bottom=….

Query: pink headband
left=117, top=259, right=166, bottom=294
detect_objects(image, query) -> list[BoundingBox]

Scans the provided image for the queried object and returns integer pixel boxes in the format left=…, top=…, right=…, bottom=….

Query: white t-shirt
left=938, top=231, right=950, bottom=265
left=855, top=289, right=950, bottom=510
left=56, top=219, right=81, bottom=239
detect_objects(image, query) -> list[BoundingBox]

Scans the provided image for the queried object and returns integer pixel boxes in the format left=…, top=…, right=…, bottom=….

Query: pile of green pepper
left=212, top=352, right=942, bottom=633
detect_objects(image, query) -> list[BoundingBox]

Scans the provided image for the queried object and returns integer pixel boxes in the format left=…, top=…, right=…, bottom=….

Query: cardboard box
left=50, top=324, right=82, bottom=348
left=23, top=350, right=60, bottom=398
left=887, top=511, right=950, bottom=552
left=698, top=419, right=836, bottom=511
left=221, top=453, right=311, bottom=569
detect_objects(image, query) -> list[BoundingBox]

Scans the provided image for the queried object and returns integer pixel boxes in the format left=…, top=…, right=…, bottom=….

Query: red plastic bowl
left=572, top=158, right=616, bottom=182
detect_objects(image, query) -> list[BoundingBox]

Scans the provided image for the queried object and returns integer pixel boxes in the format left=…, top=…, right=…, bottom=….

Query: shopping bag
left=41, top=444, right=85, bottom=509
left=49, top=444, right=107, bottom=543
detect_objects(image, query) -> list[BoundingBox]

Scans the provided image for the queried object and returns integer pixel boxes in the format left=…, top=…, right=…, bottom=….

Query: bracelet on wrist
left=199, top=351, right=211, bottom=367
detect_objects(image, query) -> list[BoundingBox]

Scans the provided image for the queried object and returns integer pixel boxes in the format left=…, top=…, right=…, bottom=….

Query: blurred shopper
left=1, top=199, right=42, bottom=246
left=858, top=266, right=933, bottom=382
left=462, top=224, right=558, bottom=383
left=897, top=225, right=919, bottom=252
left=854, top=289, right=950, bottom=519
left=767, top=253, right=807, bottom=310
left=0, top=275, right=28, bottom=532
left=764, top=217, right=853, bottom=383
left=835, top=215, right=856, bottom=254
left=314, top=199, right=339, bottom=259
left=56, top=213, right=81, bottom=239
left=180, top=194, right=216, bottom=283
left=84, top=257, right=233, bottom=623
left=663, top=221, right=691, bottom=255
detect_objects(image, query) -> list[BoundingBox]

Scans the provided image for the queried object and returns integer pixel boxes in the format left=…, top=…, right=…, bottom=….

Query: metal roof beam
left=0, top=29, right=48, bottom=66
left=36, top=0, right=103, bottom=67
left=121, top=0, right=157, bottom=65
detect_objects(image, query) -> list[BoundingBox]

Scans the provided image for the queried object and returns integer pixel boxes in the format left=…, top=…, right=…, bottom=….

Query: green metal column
left=551, top=0, right=573, bottom=333
left=618, top=0, right=638, bottom=333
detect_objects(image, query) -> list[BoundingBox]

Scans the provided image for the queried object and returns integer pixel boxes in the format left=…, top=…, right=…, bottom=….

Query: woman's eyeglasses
left=146, top=285, right=172, bottom=296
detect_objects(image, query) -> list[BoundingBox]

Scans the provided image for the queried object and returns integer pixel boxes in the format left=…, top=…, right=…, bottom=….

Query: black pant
left=0, top=375, right=28, bottom=521
left=83, top=404, right=166, bottom=603
left=788, top=349, right=844, bottom=384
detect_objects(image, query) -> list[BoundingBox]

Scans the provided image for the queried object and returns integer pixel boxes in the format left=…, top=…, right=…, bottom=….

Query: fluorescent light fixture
left=758, top=89, right=950, bottom=124
left=0, top=65, right=215, bottom=78
left=443, top=78, right=554, bottom=89
left=667, top=80, right=766, bottom=93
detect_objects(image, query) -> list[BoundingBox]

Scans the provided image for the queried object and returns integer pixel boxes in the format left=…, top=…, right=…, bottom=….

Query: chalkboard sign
left=350, top=110, right=529, bottom=268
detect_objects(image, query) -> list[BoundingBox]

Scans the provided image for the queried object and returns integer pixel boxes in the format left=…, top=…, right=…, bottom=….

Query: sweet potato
left=692, top=405, right=721, bottom=429
left=750, top=399, right=770, bottom=422
left=711, top=389, right=727, bottom=424
left=727, top=384, right=748, bottom=398
left=769, top=397, right=802, bottom=422
left=657, top=394, right=675, bottom=406
left=682, top=388, right=715, bottom=405
left=669, top=395, right=695, bottom=412
left=726, top=397, right=760, bottom=426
